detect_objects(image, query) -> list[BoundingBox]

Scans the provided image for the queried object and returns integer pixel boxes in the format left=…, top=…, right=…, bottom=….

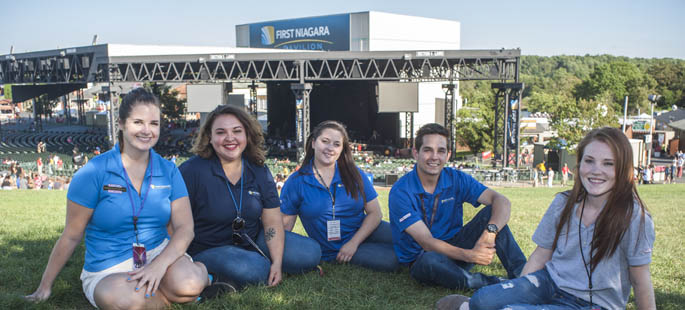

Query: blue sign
left=248, top=14, right=350, bottom=51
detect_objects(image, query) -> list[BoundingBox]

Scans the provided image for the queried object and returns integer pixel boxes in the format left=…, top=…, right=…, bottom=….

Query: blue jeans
left=347, top=221, right=400, bottom=272
left=470, top=267, right=605, bottom=310
left=192, top=230, right=321, bottom=289
left=409, top=206, right=526, bottom=290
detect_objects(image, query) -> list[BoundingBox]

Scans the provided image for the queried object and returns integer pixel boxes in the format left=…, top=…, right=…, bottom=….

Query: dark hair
left=300, top=120, right=365, bottom=201
left=552, top=127, right=647, bottom=272
left=191, top=105, right=265, bottom=166
left=414, top=123, right=449, bottom=151
left=117, top=88, right=160, bottom=147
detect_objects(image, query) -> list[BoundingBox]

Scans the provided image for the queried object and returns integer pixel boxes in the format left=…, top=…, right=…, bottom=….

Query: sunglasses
left=231, top=217, right=246, bottom=244
left=231, top=217, right=270, bottom=261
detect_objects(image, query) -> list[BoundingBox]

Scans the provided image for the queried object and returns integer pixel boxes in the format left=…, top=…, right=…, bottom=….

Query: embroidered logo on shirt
left=441, top=197, right=455, bottom=204
left=103, top=184, right=126, bottom=193
left=399, top=213, right=411, bottom=223
left=248, top=190, right=261, bottom=196
left=150, top=184, right=171, bottom=189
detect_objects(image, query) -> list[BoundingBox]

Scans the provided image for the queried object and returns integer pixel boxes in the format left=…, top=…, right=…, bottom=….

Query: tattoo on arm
left=265, top=227, right=276, bottom=242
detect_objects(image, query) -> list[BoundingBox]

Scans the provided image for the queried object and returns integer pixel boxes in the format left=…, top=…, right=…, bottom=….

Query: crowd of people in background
left=1, top=159, right=72, bottom=191
left=638, top=150, right=685, bottom=185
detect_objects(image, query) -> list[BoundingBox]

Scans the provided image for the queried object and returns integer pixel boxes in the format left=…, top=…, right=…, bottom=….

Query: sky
left=2, top=0, right=684, bottom=59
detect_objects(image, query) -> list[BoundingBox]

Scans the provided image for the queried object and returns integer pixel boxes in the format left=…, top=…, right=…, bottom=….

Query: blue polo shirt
left=280, top=162, right=377, bottom=261
left=179, top=155, right=280, bottom=256
left=68, top=144, right=188, bottom=272
left=388, top=165, right=487, bottom=263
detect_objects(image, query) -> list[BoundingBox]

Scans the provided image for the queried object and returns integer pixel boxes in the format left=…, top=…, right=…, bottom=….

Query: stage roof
left=1, top=43, right=520, bottom=85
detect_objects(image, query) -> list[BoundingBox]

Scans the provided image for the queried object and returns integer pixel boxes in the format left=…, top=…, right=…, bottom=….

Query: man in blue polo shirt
left=389, top=123, right=526, bottom=290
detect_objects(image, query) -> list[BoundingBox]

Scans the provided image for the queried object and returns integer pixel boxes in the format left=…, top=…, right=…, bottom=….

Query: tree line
left=455, top=55, right=685, bottom=155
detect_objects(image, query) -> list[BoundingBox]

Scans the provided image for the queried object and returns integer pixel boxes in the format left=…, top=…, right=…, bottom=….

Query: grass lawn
left=1, top=185, right=683, bottom=309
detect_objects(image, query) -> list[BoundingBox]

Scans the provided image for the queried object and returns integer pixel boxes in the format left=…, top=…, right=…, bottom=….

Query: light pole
left=646, top=94, right=661, bottom=165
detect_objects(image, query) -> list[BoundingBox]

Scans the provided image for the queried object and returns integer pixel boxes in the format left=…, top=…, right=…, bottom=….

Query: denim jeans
left=192, top=230, right=321, bottom=289
left=470, top=267, right=605, bottom=310
left=347, top=221, right=400, bottom=272
left=409, top=206, right=526, bottom=290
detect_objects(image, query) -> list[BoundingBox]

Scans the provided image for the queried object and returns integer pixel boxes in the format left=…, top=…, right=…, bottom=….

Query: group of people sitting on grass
left=25, top=88, right=655, bottom=310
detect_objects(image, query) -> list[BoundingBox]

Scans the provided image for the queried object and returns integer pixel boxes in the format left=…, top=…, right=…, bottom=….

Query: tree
left=454, top=81, right=495, bottom=155
left=646, top=60, right=685, bottom=108
left=575, top=61, right=656, bottom=114
left=147, top=83, right=186, bottom=121
left=1, top=84, right=11, bottom=100
left=531, top=91, right=619, bottom=147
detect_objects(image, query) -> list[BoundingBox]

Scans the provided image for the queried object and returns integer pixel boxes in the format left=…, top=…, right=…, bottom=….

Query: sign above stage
left=247, top=14, right=350, bottom=51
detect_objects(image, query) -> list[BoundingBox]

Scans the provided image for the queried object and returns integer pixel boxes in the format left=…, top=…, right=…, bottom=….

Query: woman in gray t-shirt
left=438, top=127, right=656, bottom=310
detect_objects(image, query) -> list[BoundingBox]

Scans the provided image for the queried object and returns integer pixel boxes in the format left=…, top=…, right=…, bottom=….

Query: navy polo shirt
left=280, top=162, right=378, bottom=261
left=388, top=165, right=487, bottom=263
left=179, top=155, right=280, bottom=256
left=68, top=144, right=188, bottom=272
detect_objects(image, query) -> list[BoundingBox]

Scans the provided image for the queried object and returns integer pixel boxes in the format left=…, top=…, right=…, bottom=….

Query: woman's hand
left=337, top=241, right=360, bottom=263
left=24, top=287, right=51, bottom=302
left=25, top=200, right=92, bottom=304
left=267, top=263, right=282, bottom=287
left=127, top=259, right=169, bottom=298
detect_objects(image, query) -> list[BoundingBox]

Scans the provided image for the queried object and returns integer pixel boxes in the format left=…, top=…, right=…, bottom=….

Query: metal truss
left=404, top=112, right=414, bottom=148
left=443, top=83, right=457, bottom=154
left=492, top=82, right=524, bottom=168
left=1, top=48, right=520, bottom=84
left=291, top=83, right=312, bottom=160
left=107, top=52, right=519, bottom=83
left=0, top=45, right=109, bottom=84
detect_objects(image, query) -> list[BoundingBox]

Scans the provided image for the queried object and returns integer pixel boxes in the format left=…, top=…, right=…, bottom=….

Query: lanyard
left=121, top=154, right=154, bottom=244
left=313, top=164, right=337, bottom=219
left=578, top=197, right=597, bottom=308
left=420, top=193, right=441, bottom=229
left=226, top=159, right=244, bottom=217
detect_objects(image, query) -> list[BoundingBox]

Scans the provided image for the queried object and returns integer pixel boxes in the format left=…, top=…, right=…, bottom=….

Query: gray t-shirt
left=532, top=194, right=655, bottom=310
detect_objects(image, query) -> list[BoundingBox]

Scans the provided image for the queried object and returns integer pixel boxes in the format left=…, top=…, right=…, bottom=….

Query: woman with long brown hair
left=280, top=120, right=399, bottom=271
left=179, top=105, right=320, bottom=289
left=439, top=127, right=656, bottom=310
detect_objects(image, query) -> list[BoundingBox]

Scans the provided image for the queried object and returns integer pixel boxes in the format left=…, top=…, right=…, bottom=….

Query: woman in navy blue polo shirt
left=26, top=88, right=216, bottom=308
left=280, top=120, right=399, bottom=272
left=180, top=105, right=320, bottom=289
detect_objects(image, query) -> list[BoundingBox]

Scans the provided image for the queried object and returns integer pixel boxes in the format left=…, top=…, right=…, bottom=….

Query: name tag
left=103, top=184, right=126, bottom=193
left=132, top=243, right=147, bottom=269
left=150, top=184, right=171, bottom=189
left=327, top=220, right=341, bottom=241
left=441, top=197, right=455, bottom=204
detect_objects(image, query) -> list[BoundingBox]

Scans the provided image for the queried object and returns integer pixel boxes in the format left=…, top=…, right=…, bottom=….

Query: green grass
left=1, top=185, right=683, bottom=309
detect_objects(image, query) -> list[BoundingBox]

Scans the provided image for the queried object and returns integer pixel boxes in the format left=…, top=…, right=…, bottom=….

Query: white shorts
left=80, top=239, right=191, bottom=307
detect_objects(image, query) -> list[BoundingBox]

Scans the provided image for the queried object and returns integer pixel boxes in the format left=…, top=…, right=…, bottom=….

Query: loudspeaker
left=385, top=174, right=399, bottom=186
left=81, top=56, right=90, bottom=68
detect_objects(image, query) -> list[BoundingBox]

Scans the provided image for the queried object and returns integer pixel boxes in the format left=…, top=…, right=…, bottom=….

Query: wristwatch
left=486, top=223, right=499, bottom=235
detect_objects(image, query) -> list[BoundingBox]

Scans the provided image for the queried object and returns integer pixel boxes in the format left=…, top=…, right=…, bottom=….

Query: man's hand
left=467, top=230, right=496, bottom=265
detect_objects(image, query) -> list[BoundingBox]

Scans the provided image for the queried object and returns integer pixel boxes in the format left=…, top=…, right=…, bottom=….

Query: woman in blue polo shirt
left=179, top=105, right=320, bottom=289
left=26, top=88, right=216, bottom=308
left=280, top=120, right=399, bottom=272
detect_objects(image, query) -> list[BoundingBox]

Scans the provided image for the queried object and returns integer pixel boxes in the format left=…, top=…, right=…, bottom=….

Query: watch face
left=487, top=224, right=498, bottom=233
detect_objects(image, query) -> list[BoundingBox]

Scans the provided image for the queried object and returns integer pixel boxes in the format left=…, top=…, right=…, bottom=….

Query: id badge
left=327, top=220, right=341, bottom=241
left=132, top=243, right=147, bottom=269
